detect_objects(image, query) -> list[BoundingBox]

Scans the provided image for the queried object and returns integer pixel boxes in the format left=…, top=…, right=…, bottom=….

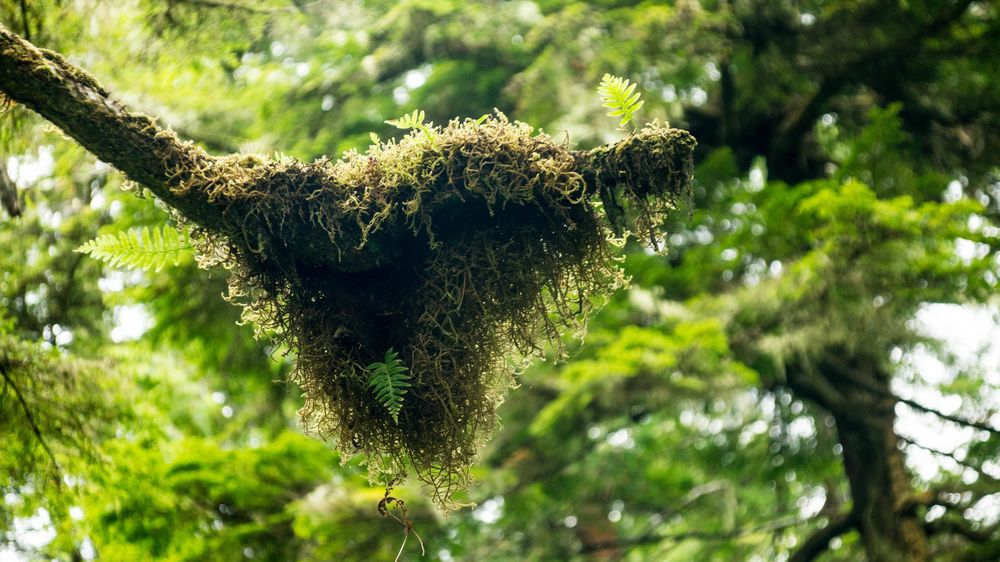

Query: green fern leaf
left=598, top=73, right=646, bottom=128
left=386, top=109, right=426, bottom=131
left=367, top=348, right=411, bottom=424
left=385, top=109, right=438, bottom=148
left=76, top=225, right=192, bottom=272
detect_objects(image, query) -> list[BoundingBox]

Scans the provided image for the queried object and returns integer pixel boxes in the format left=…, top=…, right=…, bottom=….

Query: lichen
left=176, top=112, right=693, bottom=508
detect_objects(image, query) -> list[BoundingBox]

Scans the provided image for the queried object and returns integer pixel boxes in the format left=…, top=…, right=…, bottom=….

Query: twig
left=0, top=361, right=63, bottom=478
left=825, top=363, right=1000, bottom=435
left=378, top=484, right=426, bottom=561
left=898, top=434, right=999, bottom=483
left=18, top=0, right=29, bottom=40
left=170, top=0, right=283, bottom=15
left=925, top=516, right=996, bottom=544
left=787, top=510, right=857, bottom=562
left=582, top=512, right=809, bottom=553
left=0, top=159, right=20, bottom=217
left=898, top=396, right=999, bottom=435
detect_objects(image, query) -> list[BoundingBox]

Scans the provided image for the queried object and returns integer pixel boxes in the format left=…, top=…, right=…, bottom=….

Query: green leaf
left=385, top=109, right=426, bottom=131
left=366, top=348, right=411, bottom=424
left=385, top=109, right=439, bottom=149
left=597, top=73, right=645, bottom=128
left=76, top=225, right=192, bottom=272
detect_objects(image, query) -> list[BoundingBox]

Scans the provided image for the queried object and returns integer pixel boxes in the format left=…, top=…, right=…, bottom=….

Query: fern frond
left=76, top=225, right=192, bottom=272
left=385, top=109, right=438, bottom=148
left=598, top=73, right=645, bottom=128
left=367, top=348, right=411, bottom=424
left=386, top=109, right=426, bottom=131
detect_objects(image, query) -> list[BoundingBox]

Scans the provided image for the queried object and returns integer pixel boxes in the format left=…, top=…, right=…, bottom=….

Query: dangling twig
left=0, top=361, right=63, bottom=480
left=378, top=482, right=426, bottom=562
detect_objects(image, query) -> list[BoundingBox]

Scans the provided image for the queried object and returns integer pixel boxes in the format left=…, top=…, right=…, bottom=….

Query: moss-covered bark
left=0, top=25, right=218, bottom=222
left=0, top=25, right=693, bottom=274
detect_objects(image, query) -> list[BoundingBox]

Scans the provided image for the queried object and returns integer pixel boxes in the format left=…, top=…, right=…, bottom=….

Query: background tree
left=1, top=1, right=998, bottom=561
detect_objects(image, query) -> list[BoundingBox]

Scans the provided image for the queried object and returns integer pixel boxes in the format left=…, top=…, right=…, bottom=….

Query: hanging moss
left=173, top=112, right=693, bottom=507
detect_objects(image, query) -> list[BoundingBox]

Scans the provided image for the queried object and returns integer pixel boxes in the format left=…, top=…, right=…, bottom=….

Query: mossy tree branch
left=0, top=25, right=697, bottom=506
left=0, top=24, right=220, bottom=224
left=0, top=25, right=694, bottom=274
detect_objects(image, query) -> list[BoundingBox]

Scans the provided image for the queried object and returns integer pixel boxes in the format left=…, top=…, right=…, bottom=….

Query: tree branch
left=925, top=516, right=997, bottom=544
left=899, top=434, right=1000, bottom=484
left=18, top=0, right=30, bottom=40
left=169, top=0, right=282, bottom=14
left=788, top=510, right=858, bottom=562
left=0, top=24, right=223, bottom=225
left=0, top=360, right=63, bottom=478
left=809, top=354, right=1000, bottom=436
left=898, top=396, right=1000, bottom=435
left=0, top=25, right=694, bottom=274
left=0, top=157, right=20, bottom=217
left=580, top=512, right=812, bottom=554
left=780, top=358, right=861, bottom=421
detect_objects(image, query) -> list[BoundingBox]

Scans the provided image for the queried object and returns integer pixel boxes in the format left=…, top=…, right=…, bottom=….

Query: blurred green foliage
left=1, top=0, right=998, bottom=560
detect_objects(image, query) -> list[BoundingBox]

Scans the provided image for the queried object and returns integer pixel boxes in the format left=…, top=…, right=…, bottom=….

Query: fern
left=76, top=225, right=192, bottom=272
left=367, top=348, right=411, bottom=424
left=386, top=109, right=438, bottom=148
left=598, top=73, right=645, bottom=128
left=385, top=109, right=427, bottom=130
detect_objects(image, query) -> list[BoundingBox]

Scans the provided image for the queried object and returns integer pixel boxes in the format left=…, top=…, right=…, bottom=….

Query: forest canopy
left=1, top=1, right=999, bottom=561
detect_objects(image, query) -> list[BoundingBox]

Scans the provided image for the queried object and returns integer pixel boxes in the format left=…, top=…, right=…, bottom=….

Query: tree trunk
left=788, top=353, right=929, bottom=561
left=835, top=406, right=927, bottom=561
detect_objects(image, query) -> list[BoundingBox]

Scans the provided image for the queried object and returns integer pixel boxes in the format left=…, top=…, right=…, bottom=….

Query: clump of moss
left=181, top=112, right=693, bottom=507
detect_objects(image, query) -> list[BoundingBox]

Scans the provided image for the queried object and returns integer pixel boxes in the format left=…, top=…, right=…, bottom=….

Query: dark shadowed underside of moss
left=176, top=114, right=694, bottom=506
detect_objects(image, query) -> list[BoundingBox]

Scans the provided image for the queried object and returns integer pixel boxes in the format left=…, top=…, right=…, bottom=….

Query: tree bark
left=835, top=409, right=927, bottom=561
left=788, top=354, right=929, bottom=562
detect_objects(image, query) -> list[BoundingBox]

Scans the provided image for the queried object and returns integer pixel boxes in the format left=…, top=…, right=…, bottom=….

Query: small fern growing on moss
left=386, top=109, right=438, bottom=149
left=76, top=225, right=191, bottom=272
left=367, top=348, right=411, bottom=424
left=598, top=73, right=645, bottom=129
